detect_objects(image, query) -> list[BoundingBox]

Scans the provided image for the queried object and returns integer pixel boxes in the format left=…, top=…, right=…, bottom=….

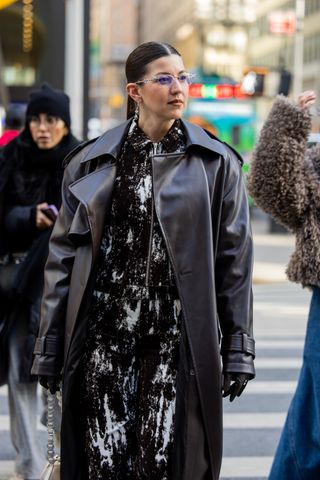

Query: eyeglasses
left=135, top=73, right=196, bottom=87
left=28, top=115, right=60, bottom=128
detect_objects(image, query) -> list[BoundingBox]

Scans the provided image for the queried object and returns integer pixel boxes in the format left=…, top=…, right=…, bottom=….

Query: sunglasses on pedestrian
left=135, top=73, right=196, bottom=87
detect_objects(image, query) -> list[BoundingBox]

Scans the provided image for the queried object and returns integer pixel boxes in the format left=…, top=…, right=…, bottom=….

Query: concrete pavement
left=251, top=210, right=295, bottom=285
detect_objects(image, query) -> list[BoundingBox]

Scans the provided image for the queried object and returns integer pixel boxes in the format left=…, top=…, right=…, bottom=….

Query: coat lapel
left=68, top=164, right=116, bottom=259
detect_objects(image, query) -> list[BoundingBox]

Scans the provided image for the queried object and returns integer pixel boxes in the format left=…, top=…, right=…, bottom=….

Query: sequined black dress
left=81, top=119, right=186, bottom=479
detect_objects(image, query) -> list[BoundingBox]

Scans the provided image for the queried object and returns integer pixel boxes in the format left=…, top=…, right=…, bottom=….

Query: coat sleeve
left=4, top=204, right=37, bottom=237
left=215, top=149, right=255, bottom=377
left=31, top=153, right=85, bottom=377
left=0, top=143, right=37, bottom=246
left=247, top=95, right=312, bottom=230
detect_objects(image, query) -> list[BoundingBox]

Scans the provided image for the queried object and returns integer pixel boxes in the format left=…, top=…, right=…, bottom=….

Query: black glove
left=222, top=372, right=251, bottom=402
left=39, top=375, right=61, bottom=394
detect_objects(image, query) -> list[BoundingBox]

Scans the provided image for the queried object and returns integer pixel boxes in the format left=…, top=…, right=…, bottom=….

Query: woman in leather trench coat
left=32, top=42, right=255, bottom=480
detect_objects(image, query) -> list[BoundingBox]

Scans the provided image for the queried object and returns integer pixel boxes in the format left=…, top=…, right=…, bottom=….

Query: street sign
left=269, top=11, right=296, bottom=35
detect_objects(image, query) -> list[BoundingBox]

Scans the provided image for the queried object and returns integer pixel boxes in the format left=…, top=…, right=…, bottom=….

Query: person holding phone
left=32, top=42, right=255, bottom=480
left=0, top=83, right=80, bottom=480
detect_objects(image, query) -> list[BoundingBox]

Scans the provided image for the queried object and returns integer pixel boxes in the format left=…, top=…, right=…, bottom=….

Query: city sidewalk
left=251, top=209, right=295, bottom=285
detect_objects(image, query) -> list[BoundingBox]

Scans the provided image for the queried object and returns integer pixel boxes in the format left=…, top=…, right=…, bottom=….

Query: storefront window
left=4, top=64, right=35, bottom=85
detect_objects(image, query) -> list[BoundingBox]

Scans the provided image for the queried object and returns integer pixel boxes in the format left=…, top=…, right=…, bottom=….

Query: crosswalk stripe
left=0, top=461, right=14, bottom=479
left=255, top=357, right=301, bottom=368
left=220, top=456, right=273, bottom=477
left=257, top=339, right=304, bottom=348
left=255, top=330, right=305, bottom=337
left=0, top=386, right=8, bottom=396
left=0, top=415, right=45, bottom=431
left=223, top=412, right=286, bottom=429
left=246, top=381, right=296, bottom=394
left=253, top=234, right=295, bottom=246
left=254, top=304, right=308, bottom=316
left=0, top=385, right=42, bottom=397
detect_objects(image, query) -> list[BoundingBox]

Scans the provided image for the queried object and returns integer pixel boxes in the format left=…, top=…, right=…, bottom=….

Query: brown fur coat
left=248, top=95, right=320, bottom=288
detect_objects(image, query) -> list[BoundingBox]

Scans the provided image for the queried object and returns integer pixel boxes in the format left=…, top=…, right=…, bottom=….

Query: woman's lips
left=37, top=136, right=50, bottom=141
left=168, top=100, right=184, bottom=106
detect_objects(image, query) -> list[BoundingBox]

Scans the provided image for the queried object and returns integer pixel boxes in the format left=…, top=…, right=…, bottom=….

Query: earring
left=134, top=102, right=139, bottom=121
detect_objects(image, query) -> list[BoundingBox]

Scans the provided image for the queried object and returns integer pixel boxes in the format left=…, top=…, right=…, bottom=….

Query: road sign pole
left=293, top=0, right=305, bottom=100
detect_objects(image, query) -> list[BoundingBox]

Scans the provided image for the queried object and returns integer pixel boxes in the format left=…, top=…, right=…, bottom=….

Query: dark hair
left=125, top=41, right=181, bottom=119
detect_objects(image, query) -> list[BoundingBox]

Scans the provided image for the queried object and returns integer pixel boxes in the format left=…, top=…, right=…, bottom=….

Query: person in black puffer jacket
left=0, top=83, right=80, bottom=480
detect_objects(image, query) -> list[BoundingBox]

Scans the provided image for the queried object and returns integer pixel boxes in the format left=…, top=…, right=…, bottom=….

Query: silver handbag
left=40, top=456, right=60, bottom=480
left=40, top=392, right=61, bottom=480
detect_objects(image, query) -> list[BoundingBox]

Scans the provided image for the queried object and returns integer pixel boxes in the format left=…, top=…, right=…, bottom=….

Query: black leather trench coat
left=32, top=119, right=255, bottom=480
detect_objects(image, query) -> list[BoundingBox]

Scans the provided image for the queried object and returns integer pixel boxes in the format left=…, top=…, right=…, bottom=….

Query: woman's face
left=29, top=113, right=68, bottom=149
left=133, top=54, right=189, bottom=124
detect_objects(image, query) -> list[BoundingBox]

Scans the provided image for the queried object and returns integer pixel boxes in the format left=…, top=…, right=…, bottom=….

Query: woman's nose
left=170, top=78, right=183, bottom=93
left=38, top=123, right=49, bottom=132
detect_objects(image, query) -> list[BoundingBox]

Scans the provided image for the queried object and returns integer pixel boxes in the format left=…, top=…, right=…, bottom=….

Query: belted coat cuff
left=31, top=335, right=63, bottom=376
left=221, top=333, right=255, bottom=378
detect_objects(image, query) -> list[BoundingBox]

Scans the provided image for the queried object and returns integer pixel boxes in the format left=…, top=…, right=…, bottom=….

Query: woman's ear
left=126, top=83, right=141, bottom=104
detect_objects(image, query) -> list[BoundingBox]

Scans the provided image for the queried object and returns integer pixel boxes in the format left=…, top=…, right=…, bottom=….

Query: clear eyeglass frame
left=135, top=73, right=196, bottom=87
left=28, top=115, right=60, bottom=128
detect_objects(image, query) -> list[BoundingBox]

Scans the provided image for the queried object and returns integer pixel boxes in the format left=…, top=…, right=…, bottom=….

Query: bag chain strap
left=47, top=391, right=56, bottom=464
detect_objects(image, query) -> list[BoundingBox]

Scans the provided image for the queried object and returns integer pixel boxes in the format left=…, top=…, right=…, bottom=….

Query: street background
left=0, top=209, right=311, bottom=479
left=0, top=0, right=317, bottom=478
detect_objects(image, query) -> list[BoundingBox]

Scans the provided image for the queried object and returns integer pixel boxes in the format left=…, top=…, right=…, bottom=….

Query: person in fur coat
left=248, top=90, right=320, bottom=479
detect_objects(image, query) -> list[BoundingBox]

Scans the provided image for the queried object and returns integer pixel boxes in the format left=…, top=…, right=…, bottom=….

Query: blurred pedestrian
left=32, top=42, right=255, bottom=480
left=248, top=91, right=320, bottom=479
left=0, top=83, right=80, bottom=480
left=0, top=104, right=25, bottom=147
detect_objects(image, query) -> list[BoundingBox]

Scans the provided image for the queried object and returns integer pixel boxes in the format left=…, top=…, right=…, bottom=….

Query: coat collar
left=81, top=118, right=230, bottom=164
left=80, top=119, right=132, bottom=163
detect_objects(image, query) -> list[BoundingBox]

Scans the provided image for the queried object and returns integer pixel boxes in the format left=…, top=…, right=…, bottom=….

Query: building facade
left=0, top=0, right=66, bottom=102
left=139, top=0, right=256, bottom=82
left=248, top=0, right=320, bottom=95
left=88, top=0, right=138, bottom=129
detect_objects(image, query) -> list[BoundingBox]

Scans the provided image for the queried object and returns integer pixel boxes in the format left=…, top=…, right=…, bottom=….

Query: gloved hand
left=39, top=375, right=61, bottom=394
left=222, top=372, right=251, bottom=402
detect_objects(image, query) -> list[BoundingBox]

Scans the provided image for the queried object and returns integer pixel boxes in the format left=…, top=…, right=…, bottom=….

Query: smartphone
left=41, top=204, right=59, bottom=221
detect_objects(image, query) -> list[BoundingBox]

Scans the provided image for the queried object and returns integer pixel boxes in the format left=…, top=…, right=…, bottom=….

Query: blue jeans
left=269, top=287, right=320, bottom=480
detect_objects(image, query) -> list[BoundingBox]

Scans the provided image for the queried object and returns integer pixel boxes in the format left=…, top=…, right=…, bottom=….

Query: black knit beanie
left=26, top=82, right=71, bottom=128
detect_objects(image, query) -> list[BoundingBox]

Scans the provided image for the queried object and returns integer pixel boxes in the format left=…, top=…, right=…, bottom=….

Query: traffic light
left=241, top=67, right=292, bottom=97
left=241, top=67, right=268, bottom=97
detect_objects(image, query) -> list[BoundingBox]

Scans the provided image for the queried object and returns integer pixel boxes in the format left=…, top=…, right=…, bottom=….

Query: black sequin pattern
left=82, top=120, right=187, bottom=479
left=94, top=119, right=186, bottom=289
left=83, top=288, right=182, bottom=479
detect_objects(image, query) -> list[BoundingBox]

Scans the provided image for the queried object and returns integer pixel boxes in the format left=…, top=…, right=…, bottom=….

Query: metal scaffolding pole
left=293, top=0, right=305, bottom=99
left=64, top=0, right=86, bottom=139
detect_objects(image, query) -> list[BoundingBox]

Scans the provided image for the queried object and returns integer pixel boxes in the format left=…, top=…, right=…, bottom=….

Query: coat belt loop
left=40, top=336, right=46, bottom=355
left=241, top=333, right=248, bottom=352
